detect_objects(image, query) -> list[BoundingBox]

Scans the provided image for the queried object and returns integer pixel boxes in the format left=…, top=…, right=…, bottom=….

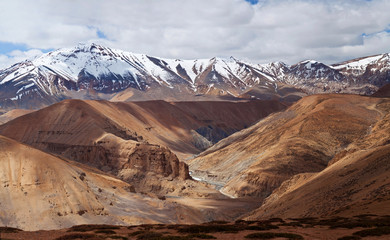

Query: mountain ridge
left=0, top=43, right=389, bottom=109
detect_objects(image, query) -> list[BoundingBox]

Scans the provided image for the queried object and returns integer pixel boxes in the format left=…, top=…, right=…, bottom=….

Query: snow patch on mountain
left=0, top=43, right=389, bottom=109
left=333, top=55, right=383, bottom=71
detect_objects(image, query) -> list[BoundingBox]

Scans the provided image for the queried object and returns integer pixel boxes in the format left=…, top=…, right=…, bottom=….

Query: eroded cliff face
left=0, top=135, right=192, bottom=231
left=123, top=145, right=190, bottom=180
left=33, top=138, right=192, bottom=196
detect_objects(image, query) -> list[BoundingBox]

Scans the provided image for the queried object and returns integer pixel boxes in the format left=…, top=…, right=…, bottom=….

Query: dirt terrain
left=189, top=94, right=383, bottom=199
left=0, top=99, right=285, bottom=158
left=246, top=97, right=390, bottom=219
left=1, top=94, right=390, bottom=233
left=0, top=99, right=285, bottom=197
left=2, top=215, right=390, bottom=240
left=0, top=135, right=180, bottom=231
left=0, top=134, right=265, bottom=231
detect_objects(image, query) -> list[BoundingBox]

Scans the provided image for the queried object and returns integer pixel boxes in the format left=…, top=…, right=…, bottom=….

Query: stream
left=189, top=171, right=236, bottom=198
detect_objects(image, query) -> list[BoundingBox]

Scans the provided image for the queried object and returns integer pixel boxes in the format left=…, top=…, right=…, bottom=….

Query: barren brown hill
left=189, top=94, right=384, bottom=200
left=0, top=134, right=191, bottom=231
left=171, top=100, right=286, bottom=143
left=0, top=109, right=33, bottom=124
left=246, top=98, right=390, bottom=218
left=0, top=99, right=284, bottom=196
left=372, top=83, right=390, bottom=97
left=0, top=100, right=191, bottom=196
left=0, top=99, right=285, bottom=156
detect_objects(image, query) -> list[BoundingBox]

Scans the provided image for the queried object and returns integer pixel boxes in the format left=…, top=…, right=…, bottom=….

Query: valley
left=0, top=44, right=389, bottom=239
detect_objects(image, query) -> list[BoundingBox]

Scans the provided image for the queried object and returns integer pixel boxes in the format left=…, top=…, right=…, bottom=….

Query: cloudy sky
left=0, top=0, right=389, bottom=68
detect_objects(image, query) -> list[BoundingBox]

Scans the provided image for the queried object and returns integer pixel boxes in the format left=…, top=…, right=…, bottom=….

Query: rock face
left=0, top=43, right=389, bottom=109
left=189, top=94, right=383, bottom=199
left=0, top=134, right=190, bottom=231
left=0, top=100, right=189, bottom=195
left=121, top=145, right=190, bottom=180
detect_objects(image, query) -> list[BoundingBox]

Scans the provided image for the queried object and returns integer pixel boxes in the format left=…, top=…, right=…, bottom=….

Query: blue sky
left=0, top=0, right=389, bottom=68
left=245, top=0, right=259, bottom=4
left=0, top=42, right=28, bottom=53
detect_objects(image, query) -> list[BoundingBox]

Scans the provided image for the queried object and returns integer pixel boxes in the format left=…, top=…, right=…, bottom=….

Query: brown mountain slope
left=372, top=83, right=390, bottom=97
left=0, top=99, right=285, bottom=157
left=0, top=99, right=284, bottom=196
left=239, top=83, right=307, bottom=103
left=189, top=94, right=384, bottom=199
left=246, top=98, right=390, bottom=218
left=171, top=100, right=286, bottom=143
left=0, top=134, right=188, bottom=231
left=0, top=100, right=193, bottom=196
left=0, top=109, right=34, bottom=124
left=246, top=145, right=390, bottom=219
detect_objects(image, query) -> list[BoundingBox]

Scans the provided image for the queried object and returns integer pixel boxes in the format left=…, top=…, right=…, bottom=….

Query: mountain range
left=0, top=43, right=389, bottom=109
left=1, top=43, right=390, bottom=236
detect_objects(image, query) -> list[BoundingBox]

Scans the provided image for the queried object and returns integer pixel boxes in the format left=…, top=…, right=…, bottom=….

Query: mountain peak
left=0, top=44, right=389, bottom=109
left=299, top=59, right=319, bottom=64
left=0, top=44, right=283, bottom=109
left=74, top=42, right=104, bottom=51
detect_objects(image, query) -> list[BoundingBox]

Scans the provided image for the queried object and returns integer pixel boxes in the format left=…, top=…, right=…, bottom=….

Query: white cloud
left=0, top=49, right=43, bottom=69
left=0, top=0, right=389, bottom=66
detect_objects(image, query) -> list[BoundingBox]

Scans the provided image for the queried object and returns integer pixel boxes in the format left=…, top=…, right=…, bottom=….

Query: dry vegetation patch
left=3, top=216, right=390, bottom=239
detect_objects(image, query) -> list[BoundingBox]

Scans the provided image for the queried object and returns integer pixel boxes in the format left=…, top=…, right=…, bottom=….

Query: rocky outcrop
left=0, top=134, right=192, bottom=231
left=123, top=144, right=190, bottom=181
left=36, top=140, right=192, bottom=195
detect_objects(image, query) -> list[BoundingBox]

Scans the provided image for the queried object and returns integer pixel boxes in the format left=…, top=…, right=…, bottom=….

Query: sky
left=0, top=0, right=389, bottom=69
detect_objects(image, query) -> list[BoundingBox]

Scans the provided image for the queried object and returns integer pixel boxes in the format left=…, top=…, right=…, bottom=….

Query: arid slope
left=0, top=99, right=284, bottom=196
left=246, top=98, right=390, bottom=218
left=372, top=83, right=390, bottom=97
left=0, top=109, right=33, bottom=124
left=0, top=99, right=285, bottom=157
left=0, top=100, right=194, bottom=196
left=0, top=135, right=186, bottom=231
left=189, top=94, right=383, bottom=199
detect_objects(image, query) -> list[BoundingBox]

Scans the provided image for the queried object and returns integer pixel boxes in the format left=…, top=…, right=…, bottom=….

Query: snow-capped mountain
left=0, top=43, right=277, bottom=108
left=333, top=54, right=390, bottom=74
left=0, top=43, right=389, bottom=109
left=258, top=54, right=390, bottom=95
left=333, top=53, right=390, bottom=87
left=277, top=60, right=348, bottom=94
